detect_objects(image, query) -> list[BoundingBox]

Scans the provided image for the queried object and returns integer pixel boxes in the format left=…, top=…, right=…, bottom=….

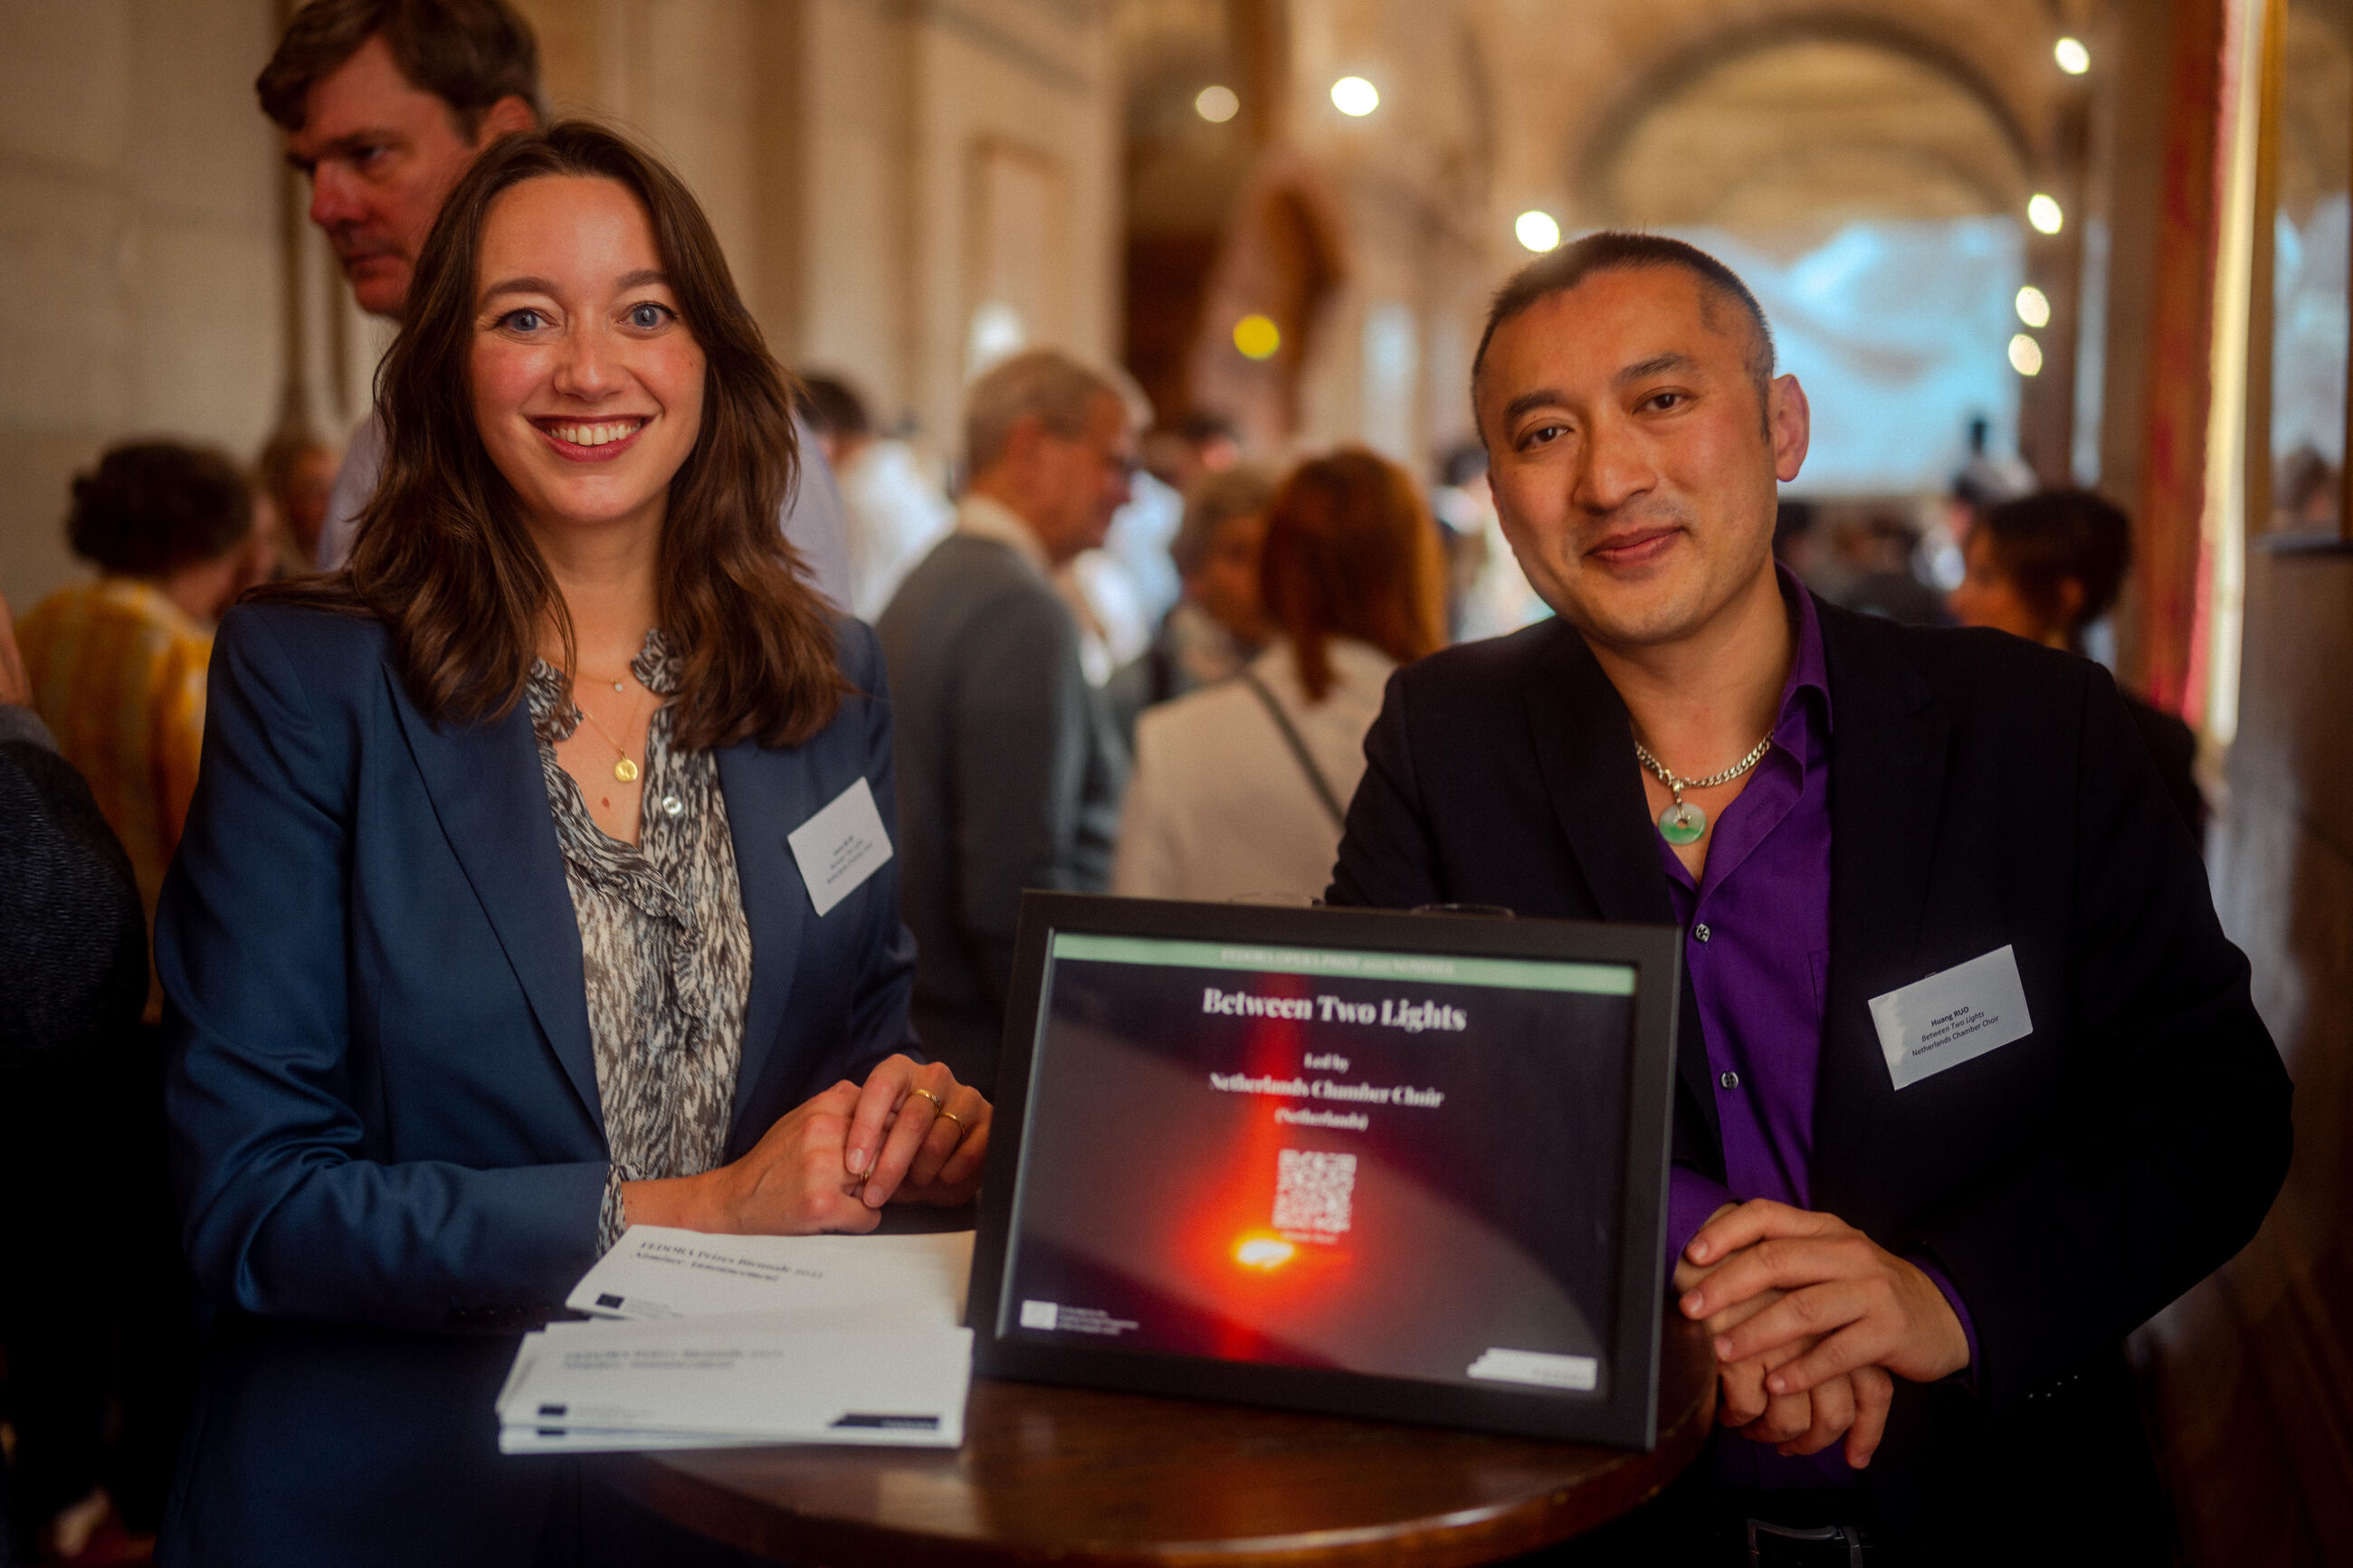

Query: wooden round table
left=605, top=1314, right=1715, bottom=1567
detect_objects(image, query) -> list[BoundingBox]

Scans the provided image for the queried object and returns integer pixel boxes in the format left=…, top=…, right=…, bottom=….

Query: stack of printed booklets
left=495, top=1228, right=976, bottom=1453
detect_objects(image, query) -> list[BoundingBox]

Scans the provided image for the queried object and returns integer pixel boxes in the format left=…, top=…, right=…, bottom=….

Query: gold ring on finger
left=907, top=1088, right=945, bottom=1111
left=937, top=1108, right=964, bottom=1130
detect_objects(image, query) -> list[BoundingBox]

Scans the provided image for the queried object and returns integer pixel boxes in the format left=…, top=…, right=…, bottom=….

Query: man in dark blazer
left=879, top=350, right=1136, bottom=1096
left=1328, top=233, right=2290, bottom=1563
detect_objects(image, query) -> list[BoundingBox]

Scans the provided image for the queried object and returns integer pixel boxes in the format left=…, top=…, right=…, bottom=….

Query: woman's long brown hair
left=259, top=121, right=844, bottom=750
left=1259, top=447, right=1445, bottom=702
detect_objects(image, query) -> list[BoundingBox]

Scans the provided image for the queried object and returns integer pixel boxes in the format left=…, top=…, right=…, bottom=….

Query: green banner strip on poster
left=1050, top=933, right=1636, bottom=995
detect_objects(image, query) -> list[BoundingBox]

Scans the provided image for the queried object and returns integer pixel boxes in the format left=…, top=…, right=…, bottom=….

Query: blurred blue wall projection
left=2271, top=194, right=2349, bottom=530
left=1669, top=218, right=2026, bottom=497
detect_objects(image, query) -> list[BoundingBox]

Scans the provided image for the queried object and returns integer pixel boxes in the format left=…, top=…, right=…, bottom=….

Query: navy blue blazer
left=155, top=603, right=918, bottom=1567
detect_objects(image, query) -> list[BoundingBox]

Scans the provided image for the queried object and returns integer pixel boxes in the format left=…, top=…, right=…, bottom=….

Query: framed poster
left=967, top=894, right=1682, bottom=1449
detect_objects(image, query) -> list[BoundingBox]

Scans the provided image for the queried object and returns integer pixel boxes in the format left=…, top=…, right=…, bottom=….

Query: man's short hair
left=963, top=350, right=1148, bottom=475
left=1472, top=232, right=1777, bottom=429
left=257, top=0, right=544, bottom=135
left=798, top=375, right=872, bottom=442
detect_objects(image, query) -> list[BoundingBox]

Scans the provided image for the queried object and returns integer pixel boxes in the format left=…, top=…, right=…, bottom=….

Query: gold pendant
left=613, top=757, right=639, bottom=782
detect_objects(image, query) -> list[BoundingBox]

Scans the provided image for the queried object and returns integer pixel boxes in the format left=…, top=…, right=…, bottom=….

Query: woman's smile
left=529, top=413, right=652, bottom=461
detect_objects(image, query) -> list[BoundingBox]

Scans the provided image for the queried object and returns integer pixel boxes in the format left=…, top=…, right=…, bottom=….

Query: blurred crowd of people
left=1767, top=464, right=2205, bottom=837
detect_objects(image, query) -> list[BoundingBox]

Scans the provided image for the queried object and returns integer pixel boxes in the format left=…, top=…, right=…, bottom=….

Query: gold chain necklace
left=571, top=680, right=648, bottom=783
left=1634, top=730, right=1773, bottom=846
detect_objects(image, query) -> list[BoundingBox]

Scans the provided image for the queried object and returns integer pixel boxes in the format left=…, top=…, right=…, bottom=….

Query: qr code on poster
left=1273, top=1149, right=1357, bottom=1237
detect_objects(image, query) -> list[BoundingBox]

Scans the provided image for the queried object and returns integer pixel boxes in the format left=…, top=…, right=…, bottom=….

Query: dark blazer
left=2122, top=689, right=2209, bottom=841
left=877, top=532, right=1124, bottom=1094
left=1328, top=597, right=2291, bottom=1554
left=155, top=603, right=918, bottom=1568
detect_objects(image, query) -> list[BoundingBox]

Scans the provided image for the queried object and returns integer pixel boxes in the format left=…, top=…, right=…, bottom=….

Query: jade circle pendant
left=1658, top=801, right=1706, bottom=845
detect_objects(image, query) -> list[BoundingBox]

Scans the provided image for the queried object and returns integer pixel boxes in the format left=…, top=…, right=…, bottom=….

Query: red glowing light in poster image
left=1178, top=974, right=1357, bottom=1364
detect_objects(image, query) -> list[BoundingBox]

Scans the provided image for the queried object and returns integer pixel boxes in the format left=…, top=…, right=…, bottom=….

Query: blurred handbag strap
left=1241, top=670, right=1346, bottom=830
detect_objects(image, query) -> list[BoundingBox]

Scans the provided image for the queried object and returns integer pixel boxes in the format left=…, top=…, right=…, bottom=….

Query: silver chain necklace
left=1634, top=731, right=1774, bottom=846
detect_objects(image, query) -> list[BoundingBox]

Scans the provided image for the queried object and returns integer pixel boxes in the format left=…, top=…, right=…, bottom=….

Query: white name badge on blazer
left=788, top=778, right=893, bottom=917
left=1866, top=946, right=2034, bottom=1091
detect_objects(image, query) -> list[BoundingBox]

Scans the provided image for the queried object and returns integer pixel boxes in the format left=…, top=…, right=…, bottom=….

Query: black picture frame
left=967, top=893, right=1684, bottom=1449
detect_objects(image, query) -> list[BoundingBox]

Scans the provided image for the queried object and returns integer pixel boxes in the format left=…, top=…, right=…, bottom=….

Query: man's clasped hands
left=1674, top=1199, right=1973, bottom=1467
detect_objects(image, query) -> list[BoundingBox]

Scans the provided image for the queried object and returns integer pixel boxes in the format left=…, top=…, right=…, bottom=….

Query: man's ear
left=1768, top=374, right=1810, bottom=484
left=474, top=94, right=538, bottom=147
left=997, top=413, right=1049, bottom=470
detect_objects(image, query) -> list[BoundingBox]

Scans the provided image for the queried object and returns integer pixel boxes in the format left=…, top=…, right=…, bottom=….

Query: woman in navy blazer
left=155, top=125, right=986, bottom=1566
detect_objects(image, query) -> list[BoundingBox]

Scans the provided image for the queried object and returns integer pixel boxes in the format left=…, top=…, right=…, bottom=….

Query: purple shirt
left=1660, top=571, right=1973, bottom=1489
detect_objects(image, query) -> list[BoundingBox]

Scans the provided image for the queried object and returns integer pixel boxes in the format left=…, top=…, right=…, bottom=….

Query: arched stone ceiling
left=1281, top=0, right=1495, bottom=232
left=1117, top=0, right=2094, bottom=241
left=1596, top=38, right=2029, bottom=231
left=1119, top=0, right=1251, bottom=234
left=1119, top=0, right=1232, bottom=146
left=1456, top=0, right=2086, bottom=232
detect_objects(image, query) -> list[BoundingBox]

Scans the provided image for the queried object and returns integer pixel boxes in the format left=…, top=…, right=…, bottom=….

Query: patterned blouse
left=525, top=632, right=752, bottom=1250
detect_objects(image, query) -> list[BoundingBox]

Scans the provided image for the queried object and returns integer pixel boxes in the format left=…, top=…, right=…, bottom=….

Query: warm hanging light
left=2054, top=37, right=2091, bottom=75
left=1195, top=84, right=1239, bottom=123
left=1233, top=313, right=1281, bottom=359
left=1515, top=210, right=1562, bottom=252
left=1330, top=76, right=1379, bottom=117
left=2015, top=285, right=2052, bottom=328
left=2009, top=334, right=2045, bottom=375
left=2027, top=194, right=2064, bottom=234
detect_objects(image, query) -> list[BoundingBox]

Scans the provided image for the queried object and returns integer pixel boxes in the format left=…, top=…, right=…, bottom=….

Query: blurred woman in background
left=256, top=423, right=341, bottom=575
left=1115, top=447, right=1444, bottom=901
left=1947, top=488, right=2206, bottom=839
left=18, top=441, right=269, bottom=1008
left=1106, top=463, right=1278, bottom=746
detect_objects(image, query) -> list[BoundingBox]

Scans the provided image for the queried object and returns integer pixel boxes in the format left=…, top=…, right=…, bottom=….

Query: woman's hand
left=618, top=1058, right=993, bottom=1234
left=841, top=1055, right=991, bottom=1209
left=622, top=1079, right=880, bottom=1234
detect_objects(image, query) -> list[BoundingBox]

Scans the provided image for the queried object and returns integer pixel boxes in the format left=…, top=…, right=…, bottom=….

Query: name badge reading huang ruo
left=1866, top=945, right=2033, bottom=1090
left=787, top=777, right=893, bottom=917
